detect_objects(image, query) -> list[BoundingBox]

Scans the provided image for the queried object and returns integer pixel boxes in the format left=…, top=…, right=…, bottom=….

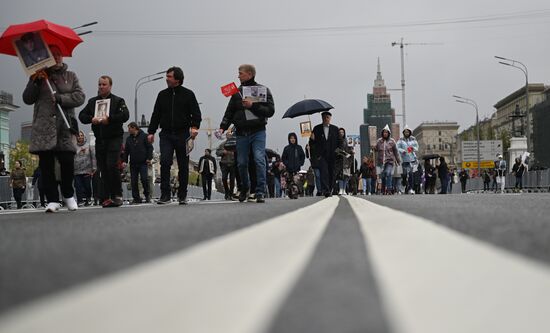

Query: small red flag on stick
left=221, top=82, right=240, bottom=97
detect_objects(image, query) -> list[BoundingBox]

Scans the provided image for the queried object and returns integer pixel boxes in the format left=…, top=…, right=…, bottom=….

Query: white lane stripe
left=346, top=196, right=550, bottom=333
left=0, top=197, right=339, bottom=333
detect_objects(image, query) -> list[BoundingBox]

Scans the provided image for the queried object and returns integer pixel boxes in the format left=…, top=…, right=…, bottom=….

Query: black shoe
left=157, top=195, right=171, bottom=204
left=256, top=194, right=265, bottom=203
left=130, top=199, right=142, bottom=205
left=144, top=196, right=151, bottom=203
left=111, top=197, right=123, bottom=207
left=179, top=197, right=188, bottom=205
left=239, top=189, right=249, bottom=202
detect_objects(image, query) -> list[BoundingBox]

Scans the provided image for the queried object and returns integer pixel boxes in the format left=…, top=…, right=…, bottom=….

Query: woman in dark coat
left=437, top=156, right=449, bottom=194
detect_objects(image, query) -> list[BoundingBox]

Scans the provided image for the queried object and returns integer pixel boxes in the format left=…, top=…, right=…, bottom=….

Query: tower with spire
left=359, top=59, right=396, bottom=158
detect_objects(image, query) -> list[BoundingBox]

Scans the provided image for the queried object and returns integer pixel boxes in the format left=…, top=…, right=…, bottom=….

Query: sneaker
left=408, top=189, right=415, bottom=195
left=256, top=194, right=265, bottom=203
left=102, top=199, right=113, bottom=208
left=179, top=197, right=188, bottom=205
left=144, top=196, right=151, bottom=203
left=239, top=189, right=249, bottom=202
left=247, top=193, right=257, bottom=202
left=45, top=202, right=61, bottom=213
left=157, top=195, right=171, bottom=205
left=63, top=197, right=78, bottom=211
left=111, top=197, right=123, bottom=207
left=130, top=199, right=143, bottom=205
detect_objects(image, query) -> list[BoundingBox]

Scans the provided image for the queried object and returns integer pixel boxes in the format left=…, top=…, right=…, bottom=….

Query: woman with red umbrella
left=22, top=44, right=85, bottom=212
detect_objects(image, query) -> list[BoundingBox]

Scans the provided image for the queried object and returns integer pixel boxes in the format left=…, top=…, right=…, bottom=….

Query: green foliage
left=9, top=141, right=37, bottom=176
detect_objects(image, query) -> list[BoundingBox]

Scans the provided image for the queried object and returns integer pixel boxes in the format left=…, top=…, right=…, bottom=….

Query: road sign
left=462, top=160, right=496, bottom=169
left=461, top=140, right=503, bottom=162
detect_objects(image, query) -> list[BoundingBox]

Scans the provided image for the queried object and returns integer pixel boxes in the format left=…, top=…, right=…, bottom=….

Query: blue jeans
left=382, top=163, right=394, bottom=191
left=362, top=178, right=374, bottom=194
left=274, top=176, right=281, bottom=197
left=313, top=168, right=321, bottom=194
left=236, top=130, right=267, bottom=195
left=402, top=162, right=415, bottom=192
left=130, top=163, right=149, bottom=200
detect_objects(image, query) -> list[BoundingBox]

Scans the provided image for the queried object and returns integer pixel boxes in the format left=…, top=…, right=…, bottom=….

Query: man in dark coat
left=308, top=111, right=342, bottom=197
left=198, top=149, right=217, bottom=200
left=79, top=75, right=129, bottom=208
left=122, top=122, right=153, bottom=204
left=147, top=67, right=202, bottom=205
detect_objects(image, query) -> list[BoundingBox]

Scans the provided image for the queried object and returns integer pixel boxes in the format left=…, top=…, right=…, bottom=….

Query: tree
left=9, top=141, right=37, bottom=176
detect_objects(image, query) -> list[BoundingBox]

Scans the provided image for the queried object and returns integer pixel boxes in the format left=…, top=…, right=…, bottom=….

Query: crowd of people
left=6, top=51, right=531, bottom=211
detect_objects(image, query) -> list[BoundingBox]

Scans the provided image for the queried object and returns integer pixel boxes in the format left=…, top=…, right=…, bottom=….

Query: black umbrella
left=282, top=99, right=334, bottom=119
left=422, top=154, right=440, bottom=160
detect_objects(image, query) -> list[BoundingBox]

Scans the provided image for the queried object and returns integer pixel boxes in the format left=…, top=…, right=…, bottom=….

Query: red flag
left=221, top=82, right=239, bottom=97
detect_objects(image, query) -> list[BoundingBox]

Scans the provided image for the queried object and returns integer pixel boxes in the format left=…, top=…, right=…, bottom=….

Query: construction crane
left=391, top=38, right=442, bottom=126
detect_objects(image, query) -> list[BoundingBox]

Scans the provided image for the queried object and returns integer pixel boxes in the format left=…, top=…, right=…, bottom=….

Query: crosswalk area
left=1, top=196, right=550, bottom=333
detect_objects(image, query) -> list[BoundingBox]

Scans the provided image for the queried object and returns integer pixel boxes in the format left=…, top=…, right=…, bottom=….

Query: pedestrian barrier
left=464, top=169, right=550, bottom=193
left=0, top=176, right=224, bottom=210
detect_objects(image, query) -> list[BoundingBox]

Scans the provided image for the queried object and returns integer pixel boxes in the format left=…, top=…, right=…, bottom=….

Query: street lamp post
left=134, top=71, right=165, bottom=123
left=453, top=95, right=481, bottom=176
left=495, top=56, right=530, bottom=152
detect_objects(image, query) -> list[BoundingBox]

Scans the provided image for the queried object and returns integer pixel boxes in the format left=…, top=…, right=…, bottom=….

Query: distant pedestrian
left=10, top=160, right=26, bottom=209
left=23, top=45, right=85, bottom=213
left=459, top=169, right=469, bottom=193
left=122, top=122, right=153, bottom=204
left=396, top=125, right=419, bottom=194
left=495, top=154, right=507, bottom=193
left=198, top=149, right=217, bottom=200
left=305, top=143, right=322, bottom=196
left=436, top=156, right=449, bottom=194
left=512, top=157, right=525, bottom=192
left=217, top=64, right=274, bottom=203
left=79, top=75, right=129, bottom=208
left=74, top=131, right=96, bottom=206
left=482, top=170, right=491, bottom=192
left=306, top=166, right=315, bottom=196
left=309, top=111, right=342, bottom=197
left=374, top=125, right=400, bottom=195
left=148, top=67, right=202, bottom=205
left=216, top=133, right=237, bottom=200
left=424, top=160, right=436, bottom=194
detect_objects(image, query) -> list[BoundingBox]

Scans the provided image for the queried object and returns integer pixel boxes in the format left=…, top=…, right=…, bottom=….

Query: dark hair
left=128, top=122, right=139, bottom=129
left=100, top=75, right=113, bottom=85
left=21, top=33, right=34, bottom=42
left=167, top=66, right=184, bottom=85
left=205, top=148, right=211, bottom=154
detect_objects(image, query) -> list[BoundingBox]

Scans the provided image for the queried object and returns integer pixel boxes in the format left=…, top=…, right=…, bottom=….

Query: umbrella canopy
left=0, top=19, right=82, bottom=57
left=422, top=154, right=440, bottom=160
left=282, top=99, right=334, bottom=119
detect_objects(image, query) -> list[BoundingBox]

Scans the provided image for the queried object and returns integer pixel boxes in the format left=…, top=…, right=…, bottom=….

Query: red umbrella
left=0, top=19, right=82, bottom=57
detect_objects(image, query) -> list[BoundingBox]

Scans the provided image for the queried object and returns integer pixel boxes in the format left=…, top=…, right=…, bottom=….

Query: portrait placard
left=12, top=31, right=55, bottom=76
left=300, top=121, right=312, bottom=138
left=94, top=99, right=111, bottom=118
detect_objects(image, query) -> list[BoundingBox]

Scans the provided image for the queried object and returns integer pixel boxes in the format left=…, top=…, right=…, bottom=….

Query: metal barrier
left=0, top=176, right=223, bottom=210
left=465, top=169, right=550, bottom=192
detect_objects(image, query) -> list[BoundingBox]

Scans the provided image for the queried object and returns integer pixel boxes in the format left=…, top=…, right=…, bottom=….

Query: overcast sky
left=1, top=0, right=549, bottom=160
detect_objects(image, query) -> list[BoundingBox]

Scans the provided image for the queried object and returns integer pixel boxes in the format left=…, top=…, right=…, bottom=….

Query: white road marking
left=0, top=197, right=339, bottom=333
left=346, top=196, right=550, bottom=333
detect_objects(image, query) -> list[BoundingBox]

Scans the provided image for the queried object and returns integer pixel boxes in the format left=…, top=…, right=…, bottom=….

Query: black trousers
left=220, top=164, right=236, bottom=196
left=95, top=137, right=123, bottom=200
left=318, top=157, right=335, bottom=195
left=38, top=151, right=74, bottom=203
left=130, top=164, right=149, bottom=200
left=13, top=187, right=25, bottom=209
left=201, top=173, right=213, bottom=199
left=160, top=130, right=189, bottom=199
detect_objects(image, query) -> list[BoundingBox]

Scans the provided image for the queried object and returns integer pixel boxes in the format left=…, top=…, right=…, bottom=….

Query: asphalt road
left=1, top=193, right=549, bottom=333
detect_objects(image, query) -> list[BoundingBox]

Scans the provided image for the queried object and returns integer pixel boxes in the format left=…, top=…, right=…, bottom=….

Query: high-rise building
left=20, top=121, right=32, bottom=143
left=359, top=58, right=396, bottom=158
left=0, top=91, right=19, bottom=170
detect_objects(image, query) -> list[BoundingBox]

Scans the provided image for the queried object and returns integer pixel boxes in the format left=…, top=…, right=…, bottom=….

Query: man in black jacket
left=79, top=75, right=129, bottom=207
left=122, top=122, right=153, bottom=204
left=198, top=149, right=217, bottom=200
left=217, top=64, right=275, bottom=203
left=308, top=111, right=342, bottom=197
left=282, top=133, right=305, bottom=174
left=147, top=67, right=202, bottom=205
